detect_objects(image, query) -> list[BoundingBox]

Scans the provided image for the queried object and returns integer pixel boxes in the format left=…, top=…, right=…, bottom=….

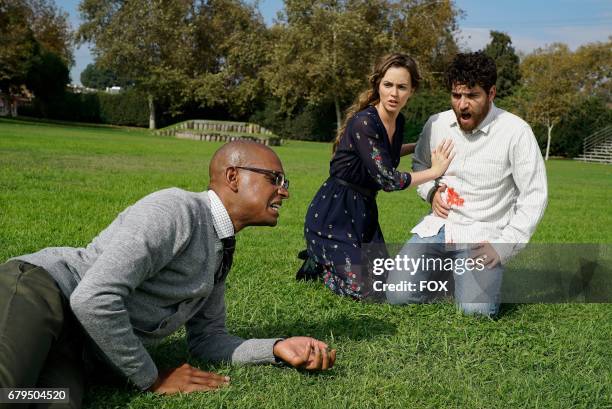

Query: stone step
left=173, top=132, right=281, bottom=146
left=578, top=151, right=611, bottom=156
left=575, top=159, right=612, bottom=164
left=156, top=119, right=281, bottom=145
left=575, top=156, right=612, bottom=163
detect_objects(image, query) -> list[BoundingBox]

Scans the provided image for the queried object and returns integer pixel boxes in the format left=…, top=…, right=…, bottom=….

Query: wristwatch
left=427, top=178, right=442, bottom=204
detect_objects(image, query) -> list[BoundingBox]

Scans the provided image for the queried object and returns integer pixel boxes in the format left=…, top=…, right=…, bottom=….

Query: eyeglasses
left=235, top=166, right=289, bottom=190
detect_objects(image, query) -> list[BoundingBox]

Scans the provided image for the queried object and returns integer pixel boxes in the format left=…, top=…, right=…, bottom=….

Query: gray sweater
left=17, top=188, right=279, bottom=390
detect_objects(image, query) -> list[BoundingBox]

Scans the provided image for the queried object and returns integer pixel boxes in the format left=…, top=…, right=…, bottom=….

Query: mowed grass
left=1, top=117, right=611, bottom=409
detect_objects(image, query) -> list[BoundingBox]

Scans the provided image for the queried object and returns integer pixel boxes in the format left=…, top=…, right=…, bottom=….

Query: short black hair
left=445, top=52, right=497, bottom=93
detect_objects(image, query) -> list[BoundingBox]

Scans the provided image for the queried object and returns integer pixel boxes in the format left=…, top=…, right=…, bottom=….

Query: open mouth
left=460, top=112, right=472, bottom=121
left=269, top=202, right=282, bottom=213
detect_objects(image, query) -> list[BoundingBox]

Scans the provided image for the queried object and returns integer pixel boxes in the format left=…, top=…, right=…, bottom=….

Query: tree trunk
left=545, top=123, right=553, bottom=161
left=9, top=97, right=17, bottom=117
left=334, top=96, right=341, bottom=135
left=148, top=94, right=156, bottom=130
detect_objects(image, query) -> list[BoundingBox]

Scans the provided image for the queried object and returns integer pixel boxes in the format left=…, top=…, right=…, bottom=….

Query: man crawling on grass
left=0, top=141, right=335, bottom=408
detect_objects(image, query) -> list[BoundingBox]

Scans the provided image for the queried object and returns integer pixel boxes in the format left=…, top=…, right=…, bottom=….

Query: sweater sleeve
left=412, top=116, right=438, bottom=203
left=186, top=281, right=281, bottom=365
left=70, top=194, right=192, bottom=390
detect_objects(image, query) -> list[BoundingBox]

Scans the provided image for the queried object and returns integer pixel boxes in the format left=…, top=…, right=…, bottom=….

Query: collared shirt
left=411, top=104, right=548, bottom=263
left=208, top=190, right=235, bottom=239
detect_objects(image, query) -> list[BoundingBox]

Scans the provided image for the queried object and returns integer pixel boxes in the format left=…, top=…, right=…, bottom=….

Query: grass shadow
left=233, top=313, right=398, bottom=342
left=498, top=303, right=520, bottom=317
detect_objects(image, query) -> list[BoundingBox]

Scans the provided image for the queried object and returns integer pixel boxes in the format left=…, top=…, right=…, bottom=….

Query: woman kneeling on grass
left=297, top=53, right=454, bottom=300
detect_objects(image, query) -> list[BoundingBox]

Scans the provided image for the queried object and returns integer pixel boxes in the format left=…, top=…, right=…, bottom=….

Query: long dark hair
left=332, top=53, right=421, bottom=153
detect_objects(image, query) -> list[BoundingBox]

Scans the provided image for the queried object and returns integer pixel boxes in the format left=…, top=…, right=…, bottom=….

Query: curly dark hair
left=445, top=52, right=497, bottom=93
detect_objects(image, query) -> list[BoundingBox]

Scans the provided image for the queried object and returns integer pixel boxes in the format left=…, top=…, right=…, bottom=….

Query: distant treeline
left=3, top=0, right=610, bottom=158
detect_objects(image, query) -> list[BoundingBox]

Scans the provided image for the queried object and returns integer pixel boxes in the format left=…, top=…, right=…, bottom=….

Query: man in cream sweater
left=386, top=52, right=548, bottom=316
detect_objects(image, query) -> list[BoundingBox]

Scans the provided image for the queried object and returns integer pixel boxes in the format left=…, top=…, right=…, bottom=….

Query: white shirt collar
left=474, top=103, right=498, bottom=135
left=207, top=190, right=235, bottom=239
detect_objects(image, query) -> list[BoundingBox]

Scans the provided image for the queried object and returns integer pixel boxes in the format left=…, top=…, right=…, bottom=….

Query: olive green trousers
left=0, top=260, right=84, bottom=408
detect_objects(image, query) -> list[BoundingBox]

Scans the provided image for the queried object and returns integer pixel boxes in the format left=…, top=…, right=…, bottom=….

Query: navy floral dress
left=303, top=106, right=412, bottom=300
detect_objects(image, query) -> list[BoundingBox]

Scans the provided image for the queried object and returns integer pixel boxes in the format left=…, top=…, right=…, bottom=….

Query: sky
left=58, top=0, right=612, bottom=85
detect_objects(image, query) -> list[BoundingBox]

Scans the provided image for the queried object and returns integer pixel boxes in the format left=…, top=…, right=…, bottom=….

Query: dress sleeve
left=350, top=115, right=411, bottom=191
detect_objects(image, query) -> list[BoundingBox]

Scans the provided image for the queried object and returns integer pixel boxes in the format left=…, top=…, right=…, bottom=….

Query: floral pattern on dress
left=370, top=145, right=410, bottom=191
left=303, top=106, right=407, bottom=300
left=322, top=256, right=365, bottom=300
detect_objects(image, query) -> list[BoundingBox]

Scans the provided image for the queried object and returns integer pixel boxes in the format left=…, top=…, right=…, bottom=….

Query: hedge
left=20, top=89, right=149, bottom=127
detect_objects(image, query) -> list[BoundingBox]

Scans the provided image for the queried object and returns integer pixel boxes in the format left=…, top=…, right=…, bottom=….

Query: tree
left=78, top=0, right=278, bottom=127
left=387, top=0, right=460, bottom=88
left=190, top=0, right=270, bottom=118
left=263, top=0, right=460, bottom=136
left=403, top=88, right=449, bottom=141
left=573, top=38, right=611, bottom=102
left=263, top=0, right=393, bottom=134
left=504, top=40, right=611, bottom=159
left=78, top=0, right=194, bottom=129
left=483, top=30, right=520, bottom=98
left=80, top=63, right=131, bottom=89
left=0, top=0, right=39, bottom=96
left=553, top=96, right=612, bottom=158
left=0, top=0, right=72, bottom=115
left=25, top=48, right=70, bottom=116
left=516, top=44, right=579, bottom=160
left=24, top=0, right=73, bottom=65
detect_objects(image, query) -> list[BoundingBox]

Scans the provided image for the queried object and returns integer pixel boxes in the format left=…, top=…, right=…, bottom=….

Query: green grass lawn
left=1, top=117, right=611, bottom=409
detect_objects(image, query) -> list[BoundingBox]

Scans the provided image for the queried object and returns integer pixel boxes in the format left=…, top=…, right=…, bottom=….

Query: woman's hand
left=430, top=139, right=454, bottom=177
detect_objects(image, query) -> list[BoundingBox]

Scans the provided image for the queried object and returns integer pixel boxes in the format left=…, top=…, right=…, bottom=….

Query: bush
left=402, top=88, right=450, bottom=142
left=249, top=91, right=453, bottom=143
left=550, top=97, right=612, bottom=158
left=507, top=95, right=612, bottom=158
left=20, top=92, right=100, bottom=122
left=98, top=89, right=148, bottom=127
left=285, top=103, right=337, bottom=141
left=250, top=98, right=337, bottom=141
left=21, top=89, right=149, bottom=127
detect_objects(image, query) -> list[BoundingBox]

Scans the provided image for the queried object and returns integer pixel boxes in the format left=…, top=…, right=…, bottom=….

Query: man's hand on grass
left=273, top=336, right=336, bottom=371
left=147, top=337, right=335, bottom=394
left=148, top=363, right=230, bottom=394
